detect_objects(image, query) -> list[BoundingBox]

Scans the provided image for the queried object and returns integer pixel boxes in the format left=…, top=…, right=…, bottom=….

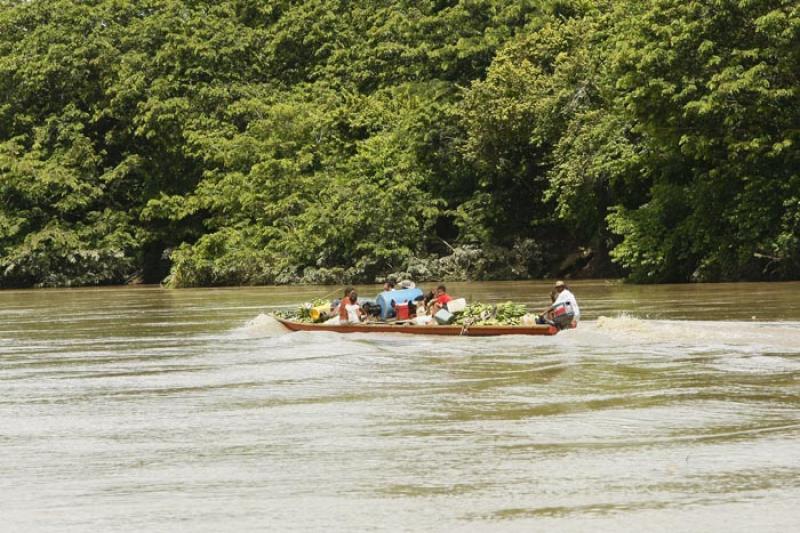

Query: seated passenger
left=409, top=294, right=425, bottom=317
left=429, top=284, right=452, bottom=315
left=337, top=287, right=355, bottom=322
left=539, top=280, right=580, bottom=328
left=421, top=290, right=434, bottom=314
left=343, top=289, right=364, bottom=324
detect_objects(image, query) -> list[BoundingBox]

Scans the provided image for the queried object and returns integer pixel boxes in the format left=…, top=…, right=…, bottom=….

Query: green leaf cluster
left=1, top=0, right=797, bottom=287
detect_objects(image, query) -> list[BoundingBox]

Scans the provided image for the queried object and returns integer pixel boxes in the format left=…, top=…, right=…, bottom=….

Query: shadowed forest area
left=0, top=0, right=798, bottom=288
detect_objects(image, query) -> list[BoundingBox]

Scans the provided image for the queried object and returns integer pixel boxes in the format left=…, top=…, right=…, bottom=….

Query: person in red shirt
left=430, top=284, right=452, bottom=315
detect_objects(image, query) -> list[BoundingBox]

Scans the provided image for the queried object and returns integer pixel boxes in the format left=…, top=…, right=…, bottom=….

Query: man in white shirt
left=540, top=280, right=580, bottom=328
left=552, top=280, right=580, bottom=321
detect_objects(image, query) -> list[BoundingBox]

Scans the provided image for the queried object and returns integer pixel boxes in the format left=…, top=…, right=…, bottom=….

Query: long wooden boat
left=275, top=317, right=558, bottom=336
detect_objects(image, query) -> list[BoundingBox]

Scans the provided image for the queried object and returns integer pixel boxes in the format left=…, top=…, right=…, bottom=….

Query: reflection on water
left=1, top=281, right=799, bottom=532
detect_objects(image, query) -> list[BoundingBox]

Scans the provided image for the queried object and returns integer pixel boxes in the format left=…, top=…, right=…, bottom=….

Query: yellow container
left=309, top=305, right=330, bottom=322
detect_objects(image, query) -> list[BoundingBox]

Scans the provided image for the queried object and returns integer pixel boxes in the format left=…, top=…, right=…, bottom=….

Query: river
left=2, top=280, right=799, bottom=532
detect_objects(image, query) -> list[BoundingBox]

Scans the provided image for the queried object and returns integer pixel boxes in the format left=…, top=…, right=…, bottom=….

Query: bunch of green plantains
left=275, top=299, right=333, bottom=323
left=453, top=302, right=529, bottom=326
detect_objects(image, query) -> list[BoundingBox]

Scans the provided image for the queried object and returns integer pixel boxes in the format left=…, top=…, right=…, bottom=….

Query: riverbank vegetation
left=1, top=0, right=798, bottom=287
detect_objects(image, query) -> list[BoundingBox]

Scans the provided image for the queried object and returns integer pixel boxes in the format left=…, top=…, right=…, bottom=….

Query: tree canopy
left=1, top=0, right=797, bottom=287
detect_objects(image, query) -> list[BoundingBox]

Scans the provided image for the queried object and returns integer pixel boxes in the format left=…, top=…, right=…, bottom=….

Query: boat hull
left=275, top=317, right=558, bottom=336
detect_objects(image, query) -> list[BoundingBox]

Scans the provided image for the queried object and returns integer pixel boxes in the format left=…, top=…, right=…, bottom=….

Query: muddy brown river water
left=1, top=281, right=799, bottom=531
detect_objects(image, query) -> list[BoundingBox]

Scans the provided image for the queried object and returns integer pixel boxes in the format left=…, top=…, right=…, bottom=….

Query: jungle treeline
left=1, top=0, right=798, bottom=288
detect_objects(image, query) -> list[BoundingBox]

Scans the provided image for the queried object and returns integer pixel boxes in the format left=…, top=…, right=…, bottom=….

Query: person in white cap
left=553, top=280, right=579, bottom=319
left=540, top=280, right=580, bottom=328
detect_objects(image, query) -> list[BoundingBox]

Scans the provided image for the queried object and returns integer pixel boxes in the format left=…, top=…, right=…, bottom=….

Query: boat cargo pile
left=275, top=300, right=558, bottom=337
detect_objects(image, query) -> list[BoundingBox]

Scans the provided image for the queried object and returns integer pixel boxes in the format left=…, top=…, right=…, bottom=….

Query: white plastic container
left=434, top=309, right=454, bottom=325
left=446, top=298, right=466, bottom=313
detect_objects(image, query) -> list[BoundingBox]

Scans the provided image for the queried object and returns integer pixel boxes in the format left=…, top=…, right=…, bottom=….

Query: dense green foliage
left=1, top=0, right=797, bottom=287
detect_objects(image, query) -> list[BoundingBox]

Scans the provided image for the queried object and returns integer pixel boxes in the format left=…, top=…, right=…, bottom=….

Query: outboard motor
left=361, top=301, right=382, bottom=318
left=549, top=301, right=575, bottom=330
